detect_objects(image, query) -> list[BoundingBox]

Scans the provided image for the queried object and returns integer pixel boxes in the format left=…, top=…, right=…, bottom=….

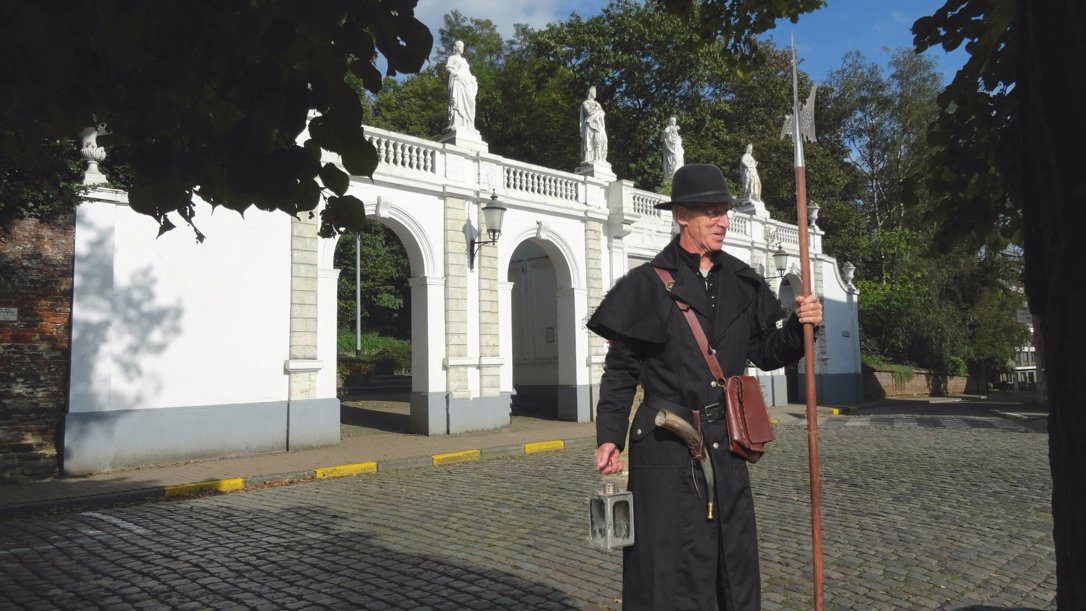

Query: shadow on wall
left=64, top=227, right=184, bottom=464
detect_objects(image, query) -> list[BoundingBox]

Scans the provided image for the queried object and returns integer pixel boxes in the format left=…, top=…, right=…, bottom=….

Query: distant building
left=1002, top=307, right=1038, bottom=391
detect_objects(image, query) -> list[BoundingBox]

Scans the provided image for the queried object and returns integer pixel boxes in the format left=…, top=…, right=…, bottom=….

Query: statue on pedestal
left=662, top=116, right=684, bottom=179
left=739, top=143, right=762, bottom=202
left=580, top=86, right=608, bottom=164
left=445, top=40, right=477, bottom=130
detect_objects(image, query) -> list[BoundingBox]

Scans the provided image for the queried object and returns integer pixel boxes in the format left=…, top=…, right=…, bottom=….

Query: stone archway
left=320, top=196, right=440, bottom=434
left=778, top=274, right=802, bottom=403
left=505, top=236, right=585, bottom=421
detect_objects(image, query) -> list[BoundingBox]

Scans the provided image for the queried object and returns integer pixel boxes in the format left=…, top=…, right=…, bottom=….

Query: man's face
left=675, top=203, right=730, bottom=255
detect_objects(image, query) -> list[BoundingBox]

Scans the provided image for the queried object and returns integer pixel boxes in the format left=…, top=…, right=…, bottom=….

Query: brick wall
left=0, top=213, right=74, bottom=481
left=862, top=368, right=979, bottom=400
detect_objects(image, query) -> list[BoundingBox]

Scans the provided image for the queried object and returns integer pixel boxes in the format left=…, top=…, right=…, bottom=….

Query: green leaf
left=341, top=140, right=379, bottom=177
left=320, top=194, right=367, bottom=237
left=318, top=162, right=349, bottom=196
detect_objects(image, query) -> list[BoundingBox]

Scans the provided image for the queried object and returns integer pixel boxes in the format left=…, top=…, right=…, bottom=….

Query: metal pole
left=355, top=233, right=361, bottom=358
left=787, top=34, right=825, bottom=611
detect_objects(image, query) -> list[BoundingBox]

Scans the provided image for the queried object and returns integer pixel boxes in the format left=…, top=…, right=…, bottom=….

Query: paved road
left=0, top=412, right=1054, bottom=610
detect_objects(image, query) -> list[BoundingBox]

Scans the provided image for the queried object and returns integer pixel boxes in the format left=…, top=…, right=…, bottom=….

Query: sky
left=413, top=0, right=968, bottom=85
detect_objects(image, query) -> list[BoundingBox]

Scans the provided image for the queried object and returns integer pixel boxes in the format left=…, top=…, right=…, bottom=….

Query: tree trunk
left=1016, top=2, right=1086, bottom=607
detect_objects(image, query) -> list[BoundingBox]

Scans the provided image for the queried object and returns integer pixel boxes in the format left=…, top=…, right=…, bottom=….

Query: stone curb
left=0, top=436, right=592, bottom=519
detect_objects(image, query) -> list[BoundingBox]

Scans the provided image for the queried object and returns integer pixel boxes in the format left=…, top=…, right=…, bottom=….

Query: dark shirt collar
left=674, top=239, right=723, bottom=275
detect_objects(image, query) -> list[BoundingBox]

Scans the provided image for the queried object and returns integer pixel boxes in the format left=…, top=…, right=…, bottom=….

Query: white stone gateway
left=62, top=121, right=860, bottom=475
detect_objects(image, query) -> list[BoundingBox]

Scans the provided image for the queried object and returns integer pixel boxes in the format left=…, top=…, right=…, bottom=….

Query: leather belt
left=644, top=394, right=726, bottom=424
left=701, top=402, right=726, bottom=424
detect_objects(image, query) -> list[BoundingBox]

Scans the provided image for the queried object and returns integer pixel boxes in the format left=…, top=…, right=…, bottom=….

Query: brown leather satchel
left=653, top=267, right=775, bottom=463
left=723, top=375, right=775, bottom=463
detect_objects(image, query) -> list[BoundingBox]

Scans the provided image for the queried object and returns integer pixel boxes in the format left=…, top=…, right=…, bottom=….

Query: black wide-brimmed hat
left=655, top=163, right=736, bottom=210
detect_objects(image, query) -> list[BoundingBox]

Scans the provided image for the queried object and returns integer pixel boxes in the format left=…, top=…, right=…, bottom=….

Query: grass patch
left=338, top=330, right=411, bottom=383
left=862, top=354, right=916, bottom=385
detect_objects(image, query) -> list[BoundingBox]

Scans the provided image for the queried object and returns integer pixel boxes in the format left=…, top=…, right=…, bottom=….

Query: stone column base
left=439, top=128, right=489, bottom=153
left=736, top=197, right=771, bottom=218
left=575, top=161, right=616, bottom=181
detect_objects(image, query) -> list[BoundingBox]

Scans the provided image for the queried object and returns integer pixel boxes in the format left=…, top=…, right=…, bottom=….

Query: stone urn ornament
left=79, top=122, right=110, bottom=182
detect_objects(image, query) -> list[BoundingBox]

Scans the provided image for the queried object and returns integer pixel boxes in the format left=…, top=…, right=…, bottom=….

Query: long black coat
left=587, top=238, right=805, bottom=611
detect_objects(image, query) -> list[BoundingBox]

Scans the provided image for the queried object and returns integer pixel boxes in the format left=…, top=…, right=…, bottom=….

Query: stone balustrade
left=366, top=129, right=441, bottom=175
left=502, top=163, right=580, bottom=203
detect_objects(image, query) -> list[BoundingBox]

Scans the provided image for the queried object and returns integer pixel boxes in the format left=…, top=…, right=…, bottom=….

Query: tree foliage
left=0, top=0, right=433, bottom=238
left=911, top=0, right=1018, bottom=253
left=824, top=50, right=941, bottom=233
left=816, top=46, right=1027, bottom=377
left=334, top=221, right=411, bottom=340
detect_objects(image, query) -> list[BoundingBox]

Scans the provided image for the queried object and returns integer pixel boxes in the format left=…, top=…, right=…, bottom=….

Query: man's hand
left=794, top=294, right=823, bottom=327
left=595, top=443, right=624, bottom=475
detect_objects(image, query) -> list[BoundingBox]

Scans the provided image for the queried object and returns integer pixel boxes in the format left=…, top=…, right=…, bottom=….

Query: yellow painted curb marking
left=164, top=478, right=245, bottom=498
left=315, top=462, right=378, bottom=480
left=525, top=440, right=565, bottom=454
left=432, top=449, right=481, bottom=466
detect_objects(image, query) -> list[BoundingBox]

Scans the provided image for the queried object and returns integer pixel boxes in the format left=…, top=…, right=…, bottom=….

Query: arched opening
left=507, top=240, right=560, bottom=418
left=779, top=275, right=802, bottom=403
left=333, top=219, right=413, bottom=434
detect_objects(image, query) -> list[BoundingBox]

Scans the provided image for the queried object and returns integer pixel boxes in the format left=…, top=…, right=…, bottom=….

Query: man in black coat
left=588, top=163, right=823, bottom=610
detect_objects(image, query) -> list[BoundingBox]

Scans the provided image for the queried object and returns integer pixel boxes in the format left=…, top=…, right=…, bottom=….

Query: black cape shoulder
left=586, top=264, right=670, bottom=346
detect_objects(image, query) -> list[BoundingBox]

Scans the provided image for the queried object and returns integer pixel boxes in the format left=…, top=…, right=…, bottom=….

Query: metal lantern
left=772, top=244, right=789, bottom=277
left=589, top=482, right=635, bottom=550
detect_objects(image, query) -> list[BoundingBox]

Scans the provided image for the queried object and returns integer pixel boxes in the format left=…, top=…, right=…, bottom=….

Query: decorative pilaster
left=445, top=196, right=469, bottom=399
left=478, top=229, right=500, bottom=396
left=287, top=214, right=320, bottom=401
left=585, top=217, right=607, bottom=398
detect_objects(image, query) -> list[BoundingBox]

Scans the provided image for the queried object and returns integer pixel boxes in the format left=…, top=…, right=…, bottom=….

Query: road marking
left=432, top=449, right=480, bottom=466
left=164, top=478, right=245, bottom=497
left=81, top=512, right=150, bottom=535
left=524, top=440, right=564, bottom=454
left=315, top=462, right=378, bottom=479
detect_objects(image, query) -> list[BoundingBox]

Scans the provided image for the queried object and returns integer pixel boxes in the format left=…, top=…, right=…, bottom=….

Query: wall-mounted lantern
left=772, top=243, right=790, bottom=278
left=469, top=192, right=507, bottom=270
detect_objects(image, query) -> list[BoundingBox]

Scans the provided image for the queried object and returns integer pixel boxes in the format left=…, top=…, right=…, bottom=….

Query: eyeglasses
left=699, top=207, right=730, bottom=220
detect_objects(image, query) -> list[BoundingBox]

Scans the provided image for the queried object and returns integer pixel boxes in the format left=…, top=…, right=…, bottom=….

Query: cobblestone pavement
left=0, top=415, right=1054, bottom=610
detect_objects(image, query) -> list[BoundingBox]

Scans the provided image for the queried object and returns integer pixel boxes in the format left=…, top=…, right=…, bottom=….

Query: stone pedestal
left=439, top=127, right=488, bottom=153
left=83, top=163, right=108, bottom=186
left=575, top=160, right=616, bottom=181
left=737, top=196, right=771, bottom=218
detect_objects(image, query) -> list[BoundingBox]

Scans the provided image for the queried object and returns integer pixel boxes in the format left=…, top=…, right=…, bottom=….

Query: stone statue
left=740, top=143, right=762, bottom=201
left=580, top=86, right=608, bottom=163
left=445, top=40, right=477, bottom=130
left=662, top=116, right=684, bottom=178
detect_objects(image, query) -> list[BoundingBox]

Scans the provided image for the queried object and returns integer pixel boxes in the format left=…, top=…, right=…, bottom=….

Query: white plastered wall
left=69, top=192, right=291, bottom=414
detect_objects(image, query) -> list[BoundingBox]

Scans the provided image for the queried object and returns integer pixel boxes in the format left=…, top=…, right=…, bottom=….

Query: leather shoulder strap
left=653, top=267, right=725, bottom=382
